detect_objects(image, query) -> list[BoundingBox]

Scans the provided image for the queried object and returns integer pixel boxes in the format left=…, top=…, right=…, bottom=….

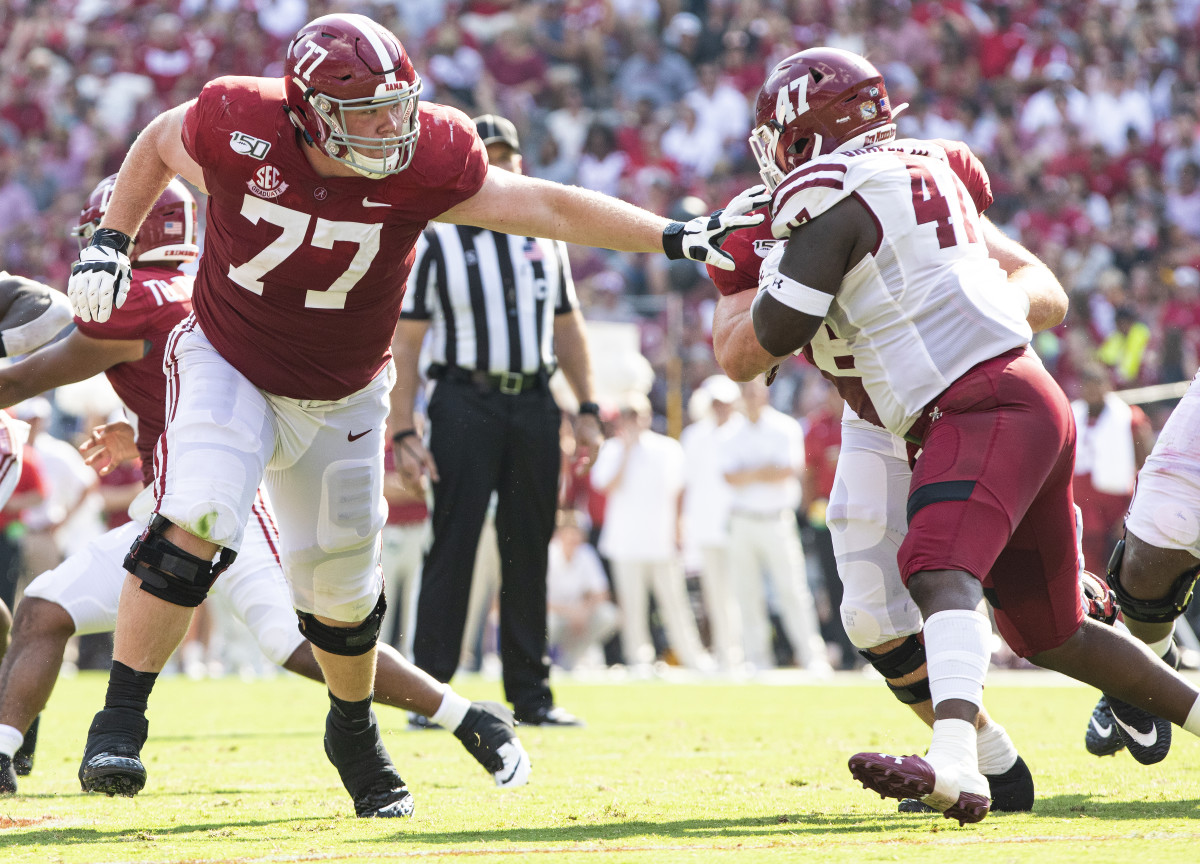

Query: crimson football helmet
left=73, top=174, right=199, bottom=264
left=749, top=48, right=905, bottom=190
left=284, top=13, right=422, bottom=178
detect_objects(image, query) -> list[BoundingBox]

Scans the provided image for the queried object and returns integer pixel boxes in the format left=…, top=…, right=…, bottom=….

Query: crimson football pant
left=412, top=377, right=561, bottom=714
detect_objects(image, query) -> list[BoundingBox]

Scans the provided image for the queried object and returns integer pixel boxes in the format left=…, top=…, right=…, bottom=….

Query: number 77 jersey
left=768, top=138, right=1033, bottom=439
left=181, top=76, right=487, bottom=401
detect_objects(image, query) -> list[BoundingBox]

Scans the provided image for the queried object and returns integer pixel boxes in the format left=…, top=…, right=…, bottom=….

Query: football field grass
left=2, top=669, right=1199, bottom=863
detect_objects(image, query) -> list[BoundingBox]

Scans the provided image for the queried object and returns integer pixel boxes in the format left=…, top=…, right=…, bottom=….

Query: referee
left=392, top=115, right=601, bottom=727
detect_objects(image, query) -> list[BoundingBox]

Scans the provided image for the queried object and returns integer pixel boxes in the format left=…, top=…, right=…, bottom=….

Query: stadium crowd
left=4, top=0, right=1200, bottom=673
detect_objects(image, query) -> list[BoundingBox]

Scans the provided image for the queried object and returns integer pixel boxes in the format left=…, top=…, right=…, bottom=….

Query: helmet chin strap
left=346, top=147, right=401, bottom=178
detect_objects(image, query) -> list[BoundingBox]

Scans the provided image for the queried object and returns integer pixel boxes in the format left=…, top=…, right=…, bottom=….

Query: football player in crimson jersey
left=0, top=178, right=529, bottom=797
left=746, top=47, right=1200, bottom=824
left=64, top=12, right=767, bottom=817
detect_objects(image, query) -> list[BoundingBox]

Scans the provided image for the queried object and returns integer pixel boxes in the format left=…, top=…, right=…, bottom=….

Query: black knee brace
left=1106, top=538, right=1200, bottom=625
left=297, top=592, right=387, bottom=657
left=124, top=515, right=236, bottom=608
left=859, top=634, right=932, bottom=705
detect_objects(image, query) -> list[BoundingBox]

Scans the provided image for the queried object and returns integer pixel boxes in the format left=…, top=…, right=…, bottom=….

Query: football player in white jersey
left=745, top=47, right=1200, bottom=825
left=0, top=273, right=73, bottom=655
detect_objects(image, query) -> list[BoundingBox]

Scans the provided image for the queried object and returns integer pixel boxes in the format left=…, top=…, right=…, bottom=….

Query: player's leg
left=218, top=494, right=529, bottom=788
left=728, top=516, right=771, bottom=669
left=0, top=523, right=141, bottom=793
left=264, top=367, right=416, bottom=817
left=80, top=327, right=270, bottom=797
left=698, top=544, right=742, bottom=669
left=831, top=417, right=1029, bottom=810
left=1084, top=377, right=1200, bottom=762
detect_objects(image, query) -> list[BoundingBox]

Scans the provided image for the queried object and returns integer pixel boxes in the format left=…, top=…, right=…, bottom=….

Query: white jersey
left=770, top=139, right=1032, bottom=437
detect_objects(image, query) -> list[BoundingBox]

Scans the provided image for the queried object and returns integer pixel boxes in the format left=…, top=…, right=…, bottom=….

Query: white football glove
left=68, top=228, right=133, bottom=324
left=662, top=184, right=772, bottom=272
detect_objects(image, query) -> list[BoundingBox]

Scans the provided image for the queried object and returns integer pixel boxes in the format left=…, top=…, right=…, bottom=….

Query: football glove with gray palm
left=662, top=184, right=771, bottom=272
left=68, top=228, right=133, bottom=324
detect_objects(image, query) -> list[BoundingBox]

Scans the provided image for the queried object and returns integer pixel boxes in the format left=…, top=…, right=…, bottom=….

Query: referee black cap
left=473, top=114, right=521, bottom=154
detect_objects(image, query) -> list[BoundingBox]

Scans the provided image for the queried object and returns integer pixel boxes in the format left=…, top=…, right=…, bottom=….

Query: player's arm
left=0, top=329, right=142, bottom=409
left=713, top=290, right=788, bottom=381
left=0, top=274, right=73, bottom=357
left=753, top=197, right=877, bottom=357
left=980, top=215, right=1067, bottom=332
left=437, top=169, right=768, bottom=271
left=99, top=102, right=205, bottom=237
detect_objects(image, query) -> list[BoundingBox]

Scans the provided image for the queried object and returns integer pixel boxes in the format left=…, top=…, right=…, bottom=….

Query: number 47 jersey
left=769, top=138, right=1033, bottom=439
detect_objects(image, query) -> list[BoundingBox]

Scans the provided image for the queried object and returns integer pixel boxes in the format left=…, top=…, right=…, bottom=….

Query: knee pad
left=1106, top=538, right=1200, bottom=625
left=859, top=634, right=931, bottom=705
left=124, top=515, right=237, bottom=608
left=297, top=591, right=387, bottom=657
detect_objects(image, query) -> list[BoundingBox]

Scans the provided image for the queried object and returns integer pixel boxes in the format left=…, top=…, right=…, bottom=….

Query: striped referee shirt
left=400, top=224, right=578, bottom=375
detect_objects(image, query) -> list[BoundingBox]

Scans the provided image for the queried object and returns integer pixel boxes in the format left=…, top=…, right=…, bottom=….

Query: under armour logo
left=929, top=406, right=942, bottom=423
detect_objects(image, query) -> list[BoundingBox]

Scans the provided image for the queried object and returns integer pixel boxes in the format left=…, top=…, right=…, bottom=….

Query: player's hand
left=662, top=185, right=772, bottom=272
left=68, top=228, right=133, bottom=323
left=394, top=431, right=438, bottom=493
left=79, top=420, right=138, bottom=476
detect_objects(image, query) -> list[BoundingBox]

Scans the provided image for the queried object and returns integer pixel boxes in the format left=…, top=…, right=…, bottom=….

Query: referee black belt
left=429, top=364, right=549, bottom=395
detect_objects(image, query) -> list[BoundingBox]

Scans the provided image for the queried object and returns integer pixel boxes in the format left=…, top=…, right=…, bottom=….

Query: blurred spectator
left=1072, top=363, right=1154, bottom=575
left=680, top=374, right=743, bottom=671
left=613, top=26, right=696, bottom=111
left=720, top=380, right=828, bottom=674
left=381, top=447, right=429, bottom=657
left=1099, top=305, right=1154, bottom=384
left=546, top=509, right=620, bottom=671
left=591, top=391, right=710, bottom=671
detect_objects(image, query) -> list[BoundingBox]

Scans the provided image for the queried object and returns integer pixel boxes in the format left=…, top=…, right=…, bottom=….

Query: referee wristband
left=578, top=401, right=601, bottom=418
left=392, top=429, right=418, bottom=445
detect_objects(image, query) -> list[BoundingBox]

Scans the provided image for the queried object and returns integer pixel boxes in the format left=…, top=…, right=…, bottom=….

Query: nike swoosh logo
left=1090, top=717, right=1113, bottom=738
left=498, top=752, right=524, bottom=785
left=362, top=198, right=390, bottom=208
left=347, top=430, right=371, bottom=442
left=1111, top=712, right=1158, bottom=748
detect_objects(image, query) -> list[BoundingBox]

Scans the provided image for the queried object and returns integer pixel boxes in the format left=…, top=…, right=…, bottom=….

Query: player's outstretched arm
left=0, top=330, right=142, bottom=410
left=980, top=216, right=1068, bottom=333
left=436, top=169, right=768, bottom=271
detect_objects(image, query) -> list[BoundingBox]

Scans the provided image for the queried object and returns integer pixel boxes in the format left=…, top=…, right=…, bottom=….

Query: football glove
left=663, top=184, right=771, bottom=272
left=68, top=228, right=133, bottom=324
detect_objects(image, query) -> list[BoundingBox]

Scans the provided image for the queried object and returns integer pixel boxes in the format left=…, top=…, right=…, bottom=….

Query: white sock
left=431, top=688, right=472, bottom=731
left=1184, top=696, right=1200, bottom=738
left=924, top=609, right=991, bottom=709
left=927, top=718, right=979, bottom=773
left=975, top=720, right=1019, bottom=775
left=0, top=724, right=23, bottom=758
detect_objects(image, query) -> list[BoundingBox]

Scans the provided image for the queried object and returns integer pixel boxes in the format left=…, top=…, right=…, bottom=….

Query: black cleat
left=899, top=756, right=1033, bottom=813
left=78, top=708, right=148, bottom=797
left=13, top=715, right=38, bottom=777
left=325, top=706, right=414, bottom=818
left=1106, top=694, right=1172, bottom=765
left=513, top=705, right=585, bottom=727
left=0, top=753, right=16, bottom=795
left=1085, top=695, right=1125, bottom=757
left=454, top=701, right=531, bottom=787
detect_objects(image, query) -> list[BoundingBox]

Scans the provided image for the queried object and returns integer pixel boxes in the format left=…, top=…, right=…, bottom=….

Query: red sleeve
left=933, top=139, right=994, bottom=214
left=704, top=215, right=775, bottom=296
left=403, top=103, right=488, bottom=210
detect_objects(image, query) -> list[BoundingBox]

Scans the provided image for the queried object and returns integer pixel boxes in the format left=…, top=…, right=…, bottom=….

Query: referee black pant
left=413, top=378, right=561, bottom=714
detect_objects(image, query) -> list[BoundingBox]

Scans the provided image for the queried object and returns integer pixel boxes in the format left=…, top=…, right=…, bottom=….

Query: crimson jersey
left=707, top=138, right=994, bottom=428
left=181, top=77, right=488, bottom=400
left=75, top=265, right=193, bottom=484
